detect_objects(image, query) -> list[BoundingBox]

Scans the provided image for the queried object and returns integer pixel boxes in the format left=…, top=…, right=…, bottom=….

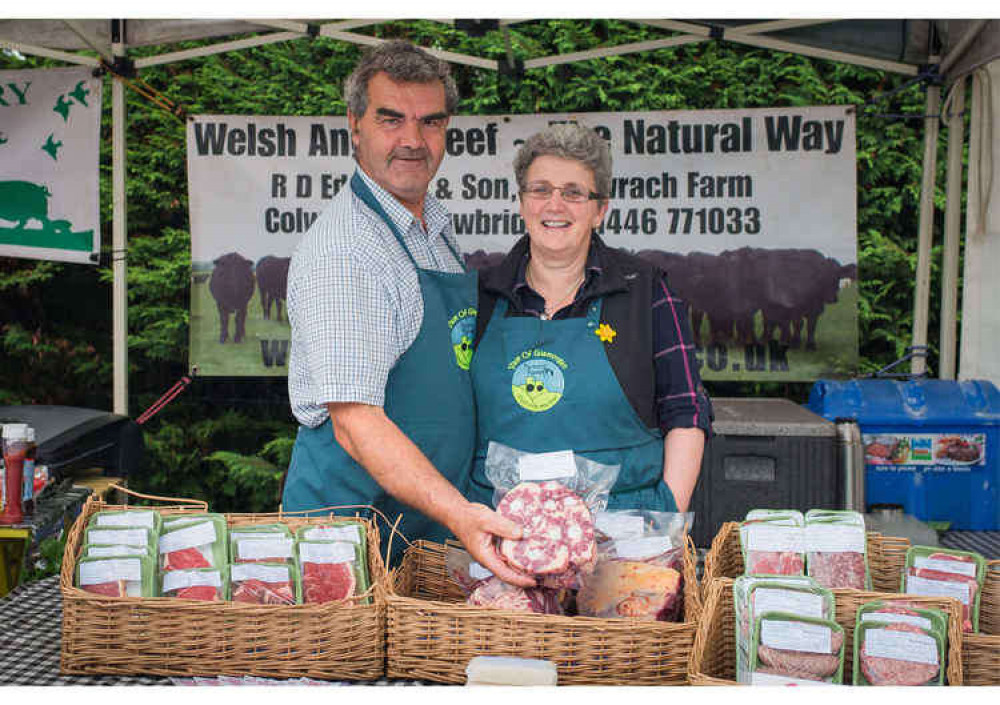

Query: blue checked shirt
left=287, top=169, right=463, bottom=428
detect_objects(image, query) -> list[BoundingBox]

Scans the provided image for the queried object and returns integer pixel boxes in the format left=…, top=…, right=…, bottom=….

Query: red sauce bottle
left=1, top=423, right=30, bottom=525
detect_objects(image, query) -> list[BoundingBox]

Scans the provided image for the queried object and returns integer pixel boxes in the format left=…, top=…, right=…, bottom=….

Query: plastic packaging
left=445, top=543, right=493, bottom=596
left=230, top=562, right=300, bottom=605
left=161, top=567, right=227, bottom=601
left=1, top=423, right=31, bottom=524
left=739, top=512, right=806, bottom=576
left=805, top=509, right=870, bottom=590
left=853, top=610, right=946, bottom=686
left=750, top=612, right=845, bottom=685
left=466, top=575, right=562, bottom=615
left=902, top=545, right=986, bottom=632
left=88, top=509, right=163, bottom=533
left=295, top=522, right=371, bottom=599
left=159, top=515, right=228, bottom=572
left=297, top=540, right=368, bottom=605
left=76, top=554, right=156, bottom=597
left=83, top=525, right=155, bottom=551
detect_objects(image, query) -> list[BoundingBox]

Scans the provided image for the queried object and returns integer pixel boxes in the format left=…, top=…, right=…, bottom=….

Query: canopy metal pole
left=112, top=21, right=128, bottom=415
left=911, top=71, right=941, bottom=377
left=939, top=78, right=967, bottom=380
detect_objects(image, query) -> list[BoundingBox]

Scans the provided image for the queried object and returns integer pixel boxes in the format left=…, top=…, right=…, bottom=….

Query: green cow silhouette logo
left=0, top=180, right=91, bottom=250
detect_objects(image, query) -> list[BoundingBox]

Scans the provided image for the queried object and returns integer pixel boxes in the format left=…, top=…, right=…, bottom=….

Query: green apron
left=282, top=172, right=477, bottom=566
left=468, top=297, right=677, bottom=512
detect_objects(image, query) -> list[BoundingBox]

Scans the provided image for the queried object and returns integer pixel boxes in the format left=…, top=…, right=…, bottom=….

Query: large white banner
left=0, top=67, right=102, bottom=264
left=187, top=106, right=857, bottom=379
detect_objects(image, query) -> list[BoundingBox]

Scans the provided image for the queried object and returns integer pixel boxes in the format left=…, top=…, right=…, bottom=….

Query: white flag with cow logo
left=0, top=67, right=102, bottom=264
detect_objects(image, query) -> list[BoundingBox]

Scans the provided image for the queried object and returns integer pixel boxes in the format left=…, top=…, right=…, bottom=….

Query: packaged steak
left=739, top=514, right=806, bottom=577
left=853, top=619, right=946, bottom=686
left=162, top=512, right=226, bottom=530
left=483, top=442, right=619, bottom=589
left=732, top=576, right=833, bottom=683
left=230, top=562, right=300, bottom=605
left=161, top=567, right=227, bottom=601
left=750, top=612, right=845, bottom=685
left=466, top=575, right=563, bottom=615
left=158, top=515, right=228, bottom=573
left=231, top=535, right=295, bottom=565
left=902, top=545, right=986, bottom=632
left=83, top=526, right=155, bottom=552
left=87, top=509, right=162, bottom=534
left=297, top=540, right=369, bottom=605
left=82, top=543, right=155, bottom=559
left=76, top=554, right=155, bottom=597
left=295, top=521, right=370, bottom=591
left=804, top=511, right=870, bottom=590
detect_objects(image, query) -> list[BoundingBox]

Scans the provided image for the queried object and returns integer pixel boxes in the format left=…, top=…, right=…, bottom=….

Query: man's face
left=348, top=72, right=450, bottom=216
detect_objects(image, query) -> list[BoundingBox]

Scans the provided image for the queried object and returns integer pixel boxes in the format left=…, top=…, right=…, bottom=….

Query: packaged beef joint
left=739, top=511, right=806, bottom=576
left=297, top=540, right=369, bottom=605
left=467, top=576, right=564, bottom=615
left=230, top=562, right=300, bottom=605
left=483, top=441, right=619, bottom=590
left=733, top=576, right=834, bottom=683
left=804, top=509, right=870, bottom=590
left=750, top=612, right=845, bottom=685
left=158, top=515, right=228, bottom=572
left=576, top=510, right=693, bottom=622
left=902, top=545, right=986, bottom=632
left=853, top=614, right=947, bottom=686
left=76, top=555, right=156, bottom=597
left=161, top=567, right=227, bottom=601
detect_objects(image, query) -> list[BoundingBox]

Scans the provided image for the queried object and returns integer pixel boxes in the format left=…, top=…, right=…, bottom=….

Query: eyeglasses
left=520, top=182, right=603, bottom=203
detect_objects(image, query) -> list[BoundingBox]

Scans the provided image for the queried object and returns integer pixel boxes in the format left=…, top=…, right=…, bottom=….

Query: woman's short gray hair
left=513, top=124, right=612, bottom=200
left=344, top=40, right=459, bottom=117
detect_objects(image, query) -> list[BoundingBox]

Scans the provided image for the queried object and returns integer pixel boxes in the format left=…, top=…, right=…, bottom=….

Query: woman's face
left=519, top=155, right=608, bottom=261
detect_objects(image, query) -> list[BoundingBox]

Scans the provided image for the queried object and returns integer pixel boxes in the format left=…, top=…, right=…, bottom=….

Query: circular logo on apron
left=511, top=357, right=565, bottom=412
left=449, top=308, right=476, bottom=371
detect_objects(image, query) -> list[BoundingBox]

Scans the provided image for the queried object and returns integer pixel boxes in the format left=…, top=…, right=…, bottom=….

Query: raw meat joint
left=302, top=562, right=356, bottom=604
left=82, top=580, right=127, bottom=597
left=757, top=629, right=843, bottom=681
left=232, top=579, right=295, bottom=605
left=466, top=576, right=562, bottom=614
left=496, top=481, right=596, bottom=576
left=172, top=585, right=221, bottom=601
left=860, top=623, right=940, bottom=686
left=809, top=551, right=865, bottom=589
left=577, top=561, right=682, bottom=621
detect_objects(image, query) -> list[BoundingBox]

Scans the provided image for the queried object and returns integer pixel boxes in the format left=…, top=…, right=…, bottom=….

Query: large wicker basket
left=60, top=490, right=387, bottom=681
left=689, top=576, right=965, bottom=685
left=700, top=521, right=1000, bottom=685
left=386, top=537, right=702, bottom=685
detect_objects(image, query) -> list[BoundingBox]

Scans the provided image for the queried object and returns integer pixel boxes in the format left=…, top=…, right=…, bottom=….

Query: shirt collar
left=355, top=167, right=450, bottom=239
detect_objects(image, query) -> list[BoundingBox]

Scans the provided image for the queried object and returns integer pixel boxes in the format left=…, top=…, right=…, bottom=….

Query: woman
left=468, top=123, right=712, bottom=514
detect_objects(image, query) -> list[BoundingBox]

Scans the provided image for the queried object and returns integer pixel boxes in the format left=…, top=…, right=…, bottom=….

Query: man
left=283, top=40, right=531, bottom=584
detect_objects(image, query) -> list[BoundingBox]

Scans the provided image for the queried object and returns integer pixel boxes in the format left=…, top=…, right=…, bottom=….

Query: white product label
left=162, top=569, right=222, bottom=592
left=751, top=672, right=837, bottom=686
left=914, top=556, right=977, bottom=577
left=863, top=628, right=939, bottom=665
left=95, top=511, right=156, bottom=529
left=614, top=536, right=673, bottom=560
left=86, top=545, right=148, bottom=558
left=302, top=525, right=362, bottom=543
left=743, top=524, right=805, bottom=553
left=753, top=588, right=825, bottom=620
left=805, top=524, right=866, bottom=553
left=159, top=521, right=218, bottom=554
left=861, top=611, right=933, bottom=631
left=760, top=620, right=833, bottom=654
left=231, top=564, right=291, bottom=583
left=87, top=528, right=149, bottom=547
left=236, top=538, right=293, bottom=560
left=229, top=531, right=285, bottom=542
left=163, top=515, right=204, bottom=528
left=746, top=510, right=803, bottom=526
left=595, top=512, right=645, bottom=539
left=906, top=575, right=972, bottom=605
left=79, top=558, right=142, bottom=585
left=299, top=541, right=355, bottom=564
left=518, top=450, right=577, bottom=482
left=469, top=562, right=492, bottom=580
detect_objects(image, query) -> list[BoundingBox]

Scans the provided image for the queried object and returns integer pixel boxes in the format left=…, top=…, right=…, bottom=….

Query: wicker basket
left=689, top=576, right=965, bottom=685
left=386, top=536, right=702, bottom=685
left=701, top=521, right=1000, bottom=685
left=60, top=490, right=387, bottom=680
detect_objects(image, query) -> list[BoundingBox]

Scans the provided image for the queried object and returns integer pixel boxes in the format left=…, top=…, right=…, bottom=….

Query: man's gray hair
left=513, top=123, right=612, bottom=200
left=344, top=40, right=459, bottom=117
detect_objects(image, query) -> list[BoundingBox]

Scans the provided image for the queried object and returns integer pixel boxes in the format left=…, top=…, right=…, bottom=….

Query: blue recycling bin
left=807, top=379, right=1000, bottom=530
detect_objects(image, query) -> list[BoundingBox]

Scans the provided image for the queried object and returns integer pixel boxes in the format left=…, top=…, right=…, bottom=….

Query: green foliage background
left=0, top=20, right=964, bottom=513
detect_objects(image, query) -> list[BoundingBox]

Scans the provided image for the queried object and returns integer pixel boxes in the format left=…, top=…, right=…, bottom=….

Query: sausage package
left=230, top=562, right=300, bottom=605
left=158, top=515, right=228, bottom=573
left=161, top=567, right=227, bottom=601
left=739, top=512, right=806, bottom=577
left=76, top=554, right=156, bottom=597
left=804, top=510, right=871, bottom=590
left=733, top=576, right=834, bottom=683
left=853, top=614, right=947, bottom=686
left=902, top=545, right=986, bottom=632
left=750, top=612, right=845, bottom=685
left=296, top=540, right=369, bottom=605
